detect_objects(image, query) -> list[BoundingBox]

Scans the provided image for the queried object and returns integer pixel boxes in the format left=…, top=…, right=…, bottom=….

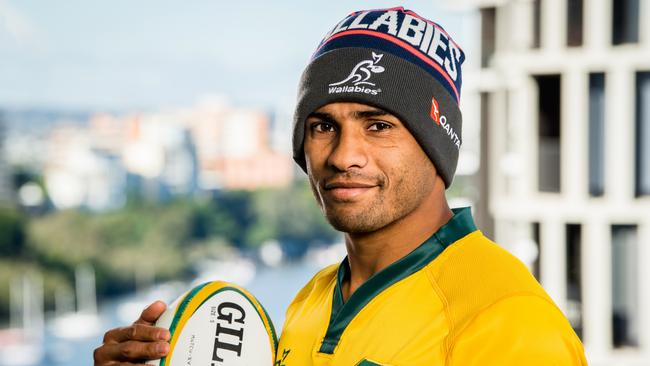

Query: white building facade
left=453, top=0, right=650, bottom=364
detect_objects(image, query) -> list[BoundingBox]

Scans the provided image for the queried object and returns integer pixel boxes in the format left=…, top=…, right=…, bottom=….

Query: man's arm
left=447, top=295, right=588, bottom=366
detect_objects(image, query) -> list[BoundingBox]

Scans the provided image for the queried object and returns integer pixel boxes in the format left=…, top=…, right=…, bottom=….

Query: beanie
left=292, top=7, right=466, bottom=187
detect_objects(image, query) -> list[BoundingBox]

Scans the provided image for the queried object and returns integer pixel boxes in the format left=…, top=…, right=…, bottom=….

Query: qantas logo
left=328, top=52, right=384, bottom=96
left=431, top=96, right=461, bottom=149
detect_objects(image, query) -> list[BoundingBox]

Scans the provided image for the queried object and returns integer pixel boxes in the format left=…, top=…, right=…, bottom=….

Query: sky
left=0, top=0, right=472, bottom=112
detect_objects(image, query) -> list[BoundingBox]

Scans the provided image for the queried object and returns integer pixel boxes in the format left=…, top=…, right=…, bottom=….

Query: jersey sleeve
left=447, top=295, right=588, bottom=366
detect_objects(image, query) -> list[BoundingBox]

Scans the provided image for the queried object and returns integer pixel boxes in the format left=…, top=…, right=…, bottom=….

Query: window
left=478, top=92, right=494, bottom=237
left=612, top=0, right=639, bottom=45
left=531, top=222, right=541, bottom=279
left=589, top=73, right=605, bottom=196
left=481, top=8, right=496, bottom=68
left=532, top=0, right=541, bottom=48
left=636, top=72, right=650, bottom=196
left=566, top=224, right=582, bottom=338
left=611, top=225, right=639, bottom=348
left=567, top=0, right=583, bottom=46
left=534, top=75, right=562, bottom=193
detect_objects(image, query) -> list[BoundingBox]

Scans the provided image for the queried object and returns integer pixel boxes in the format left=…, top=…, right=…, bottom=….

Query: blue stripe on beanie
left=313, top=7, right=465, bottom=103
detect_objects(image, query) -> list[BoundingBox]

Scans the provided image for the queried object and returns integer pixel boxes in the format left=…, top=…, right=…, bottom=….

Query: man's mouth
left=323, top=181, right=378, bottom=201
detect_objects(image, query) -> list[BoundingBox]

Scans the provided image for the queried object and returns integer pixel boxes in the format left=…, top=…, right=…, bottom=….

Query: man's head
left=292, top=7, right=465, bottom=233
left=293, top=7, right=466, bottom=187
left=303, top=102, right=441, bottom=233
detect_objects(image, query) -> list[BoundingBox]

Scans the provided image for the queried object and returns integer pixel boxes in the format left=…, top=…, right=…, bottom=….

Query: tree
left=0, top=208, right=26, bottom=256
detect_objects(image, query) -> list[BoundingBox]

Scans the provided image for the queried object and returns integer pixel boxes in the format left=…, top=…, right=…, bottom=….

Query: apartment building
left=454, top=0, right=650, bottom=364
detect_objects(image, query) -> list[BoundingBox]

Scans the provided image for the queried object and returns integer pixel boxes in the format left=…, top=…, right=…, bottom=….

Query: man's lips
left=324, top=181, right=377, bottom=189
left=323, top=181, right=378, bottom=201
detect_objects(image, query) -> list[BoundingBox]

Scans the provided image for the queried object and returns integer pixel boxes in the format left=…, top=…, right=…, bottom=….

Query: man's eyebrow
left=353, top=109, right=391, bottom=119
left=306, top=112, right=335, bottom=123
left=306, top=108, right=392, bottom=122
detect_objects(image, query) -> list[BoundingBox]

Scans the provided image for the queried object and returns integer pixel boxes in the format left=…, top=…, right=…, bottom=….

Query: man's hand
left=94, top=301, right=171, bottom=366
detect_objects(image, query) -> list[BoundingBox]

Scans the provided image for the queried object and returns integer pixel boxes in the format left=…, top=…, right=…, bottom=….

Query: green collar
left=320, top=207, right=477, bottom=354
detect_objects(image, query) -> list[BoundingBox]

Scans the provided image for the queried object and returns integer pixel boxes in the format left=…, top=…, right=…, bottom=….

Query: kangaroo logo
left=329, top=52, right=385, bottom=87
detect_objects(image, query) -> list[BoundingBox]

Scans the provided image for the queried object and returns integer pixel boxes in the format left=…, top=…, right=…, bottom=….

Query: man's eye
left=312, top=122, right=336, bottom=132
left=368, top=122, right=392, bottom=131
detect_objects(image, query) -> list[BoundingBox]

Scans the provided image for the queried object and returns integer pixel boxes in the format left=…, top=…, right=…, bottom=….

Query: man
left=95, top=7, right=587, bottom=365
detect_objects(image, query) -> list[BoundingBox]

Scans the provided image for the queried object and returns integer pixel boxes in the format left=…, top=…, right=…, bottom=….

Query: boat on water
left=0, top=329, right=44, bottom=366
left=0, top=276, right=44, bottom=366
left=48, top=264, right=101, bottom=340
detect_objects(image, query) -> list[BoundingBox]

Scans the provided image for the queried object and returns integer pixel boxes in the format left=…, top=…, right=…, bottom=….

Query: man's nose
left=327, top=128, right=368, bottom=171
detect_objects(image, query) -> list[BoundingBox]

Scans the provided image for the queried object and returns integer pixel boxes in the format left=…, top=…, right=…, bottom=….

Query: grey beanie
left=292, top=7, right=466, bottom=187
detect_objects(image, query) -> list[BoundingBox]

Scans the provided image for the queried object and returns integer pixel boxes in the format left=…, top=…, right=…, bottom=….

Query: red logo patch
left=430, top=97, right=441, bottom=125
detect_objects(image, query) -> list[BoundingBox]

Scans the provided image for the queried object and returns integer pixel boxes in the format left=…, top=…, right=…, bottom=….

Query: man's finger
left=103, top=324, right=170, bottom=343
left=134, top=301, right=167, bottom=325
left=95, top=340, right=169, bottom=363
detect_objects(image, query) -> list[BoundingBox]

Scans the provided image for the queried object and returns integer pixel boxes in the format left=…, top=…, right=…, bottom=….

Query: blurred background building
left=456, top=0, right=650, bottom=364
left=32, top=97, right=294, bottom=212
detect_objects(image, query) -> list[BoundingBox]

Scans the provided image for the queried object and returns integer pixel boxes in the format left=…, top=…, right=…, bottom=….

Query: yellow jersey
left=277, top=207, right=587, bottom=365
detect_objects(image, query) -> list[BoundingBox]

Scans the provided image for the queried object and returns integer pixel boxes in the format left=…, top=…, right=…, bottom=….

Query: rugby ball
left=147, top=281, right=277, bottom=366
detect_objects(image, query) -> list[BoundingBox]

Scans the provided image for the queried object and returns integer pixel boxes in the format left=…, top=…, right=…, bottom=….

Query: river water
left=38, top=261, right=323, bottom=366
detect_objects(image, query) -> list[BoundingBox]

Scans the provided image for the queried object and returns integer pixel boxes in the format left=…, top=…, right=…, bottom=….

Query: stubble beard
left=325, top=190, right=389, bottom=233
left=309, top=169, right=432, bottom=234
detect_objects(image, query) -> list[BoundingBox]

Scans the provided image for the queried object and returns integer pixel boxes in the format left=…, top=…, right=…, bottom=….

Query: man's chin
left=324, top=209, right=386, bottom=234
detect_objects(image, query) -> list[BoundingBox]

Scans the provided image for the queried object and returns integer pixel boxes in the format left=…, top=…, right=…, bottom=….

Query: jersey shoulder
left=448, top=295, right=587, bottom=365
left=426, top=230, right=557, bottom=344
left=284, top=263, right=338, bottom=320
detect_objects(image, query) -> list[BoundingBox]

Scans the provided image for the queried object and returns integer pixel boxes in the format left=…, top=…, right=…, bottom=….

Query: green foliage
left=249, top=181, right=338, bottom=246
left=186, top=181, right=337, bottom=248
left=0, top=181, right=338, bottom=316
left=208, top=191, right=254, bottom=248
left=27, top=203, right=196, bottom=293
left=0, top=208, right=27, bottom=256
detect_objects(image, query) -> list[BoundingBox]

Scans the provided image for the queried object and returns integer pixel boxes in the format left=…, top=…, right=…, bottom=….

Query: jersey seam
left=424, top=267, right=454, bottom=360
left=425, top=232, right=477, bottom=362
left=444, top=292, right=560, bottom=364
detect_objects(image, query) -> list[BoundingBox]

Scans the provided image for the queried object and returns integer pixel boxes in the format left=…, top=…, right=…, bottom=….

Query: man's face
left=304, top=102, right=438, bottom=234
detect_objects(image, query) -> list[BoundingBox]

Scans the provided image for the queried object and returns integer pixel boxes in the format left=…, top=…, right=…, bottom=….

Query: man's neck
left=341, top=193, right=453, bottom=302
